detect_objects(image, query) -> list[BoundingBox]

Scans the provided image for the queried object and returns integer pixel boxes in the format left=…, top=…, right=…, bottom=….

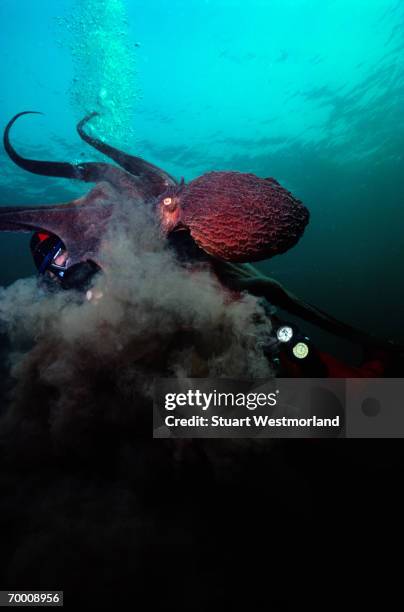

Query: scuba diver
left=30, top=231, right=70, bottom=282
left=30, top=230, right=101, bottom=294
left=28, top=227, right=404, bottom=378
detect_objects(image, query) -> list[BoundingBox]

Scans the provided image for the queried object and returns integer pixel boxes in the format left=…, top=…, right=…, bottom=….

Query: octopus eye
left=163, top=197, right=172, bottom=206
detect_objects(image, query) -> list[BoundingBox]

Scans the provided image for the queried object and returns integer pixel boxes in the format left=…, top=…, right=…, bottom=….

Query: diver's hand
left=86, top=289, right=104, bottom=304
left=61, top=260, right=102, bottom=292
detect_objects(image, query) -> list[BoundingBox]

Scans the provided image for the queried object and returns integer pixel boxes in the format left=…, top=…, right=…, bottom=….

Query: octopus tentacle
left=77, top=112, right=178, bottom=195
left=214, top=261, right=403, bottom=354
left=3, top=112, right=147, bottom=196
left=0, top=183, right=115, bottom=265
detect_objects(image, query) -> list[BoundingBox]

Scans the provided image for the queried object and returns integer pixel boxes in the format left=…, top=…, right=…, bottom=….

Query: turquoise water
left=0, top=0, right=403, bottom=342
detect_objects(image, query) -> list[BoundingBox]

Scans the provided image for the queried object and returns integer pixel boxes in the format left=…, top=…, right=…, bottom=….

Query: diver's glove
left=60, top=260, right=102, bottom=292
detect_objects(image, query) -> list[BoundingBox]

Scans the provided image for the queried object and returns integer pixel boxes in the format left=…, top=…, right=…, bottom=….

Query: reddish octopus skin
left=160, top=171, right=310, bottom=263
left=2, top=112, right=309, bottom=266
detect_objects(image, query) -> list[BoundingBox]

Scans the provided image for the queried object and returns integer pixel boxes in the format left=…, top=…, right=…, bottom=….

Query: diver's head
left=30, top=231, right=69, bottom=281
left=30, top=231, right=102, bottom=293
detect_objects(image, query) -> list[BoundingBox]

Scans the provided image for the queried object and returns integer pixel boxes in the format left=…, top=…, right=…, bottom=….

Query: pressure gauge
left=292, top=342, right=309, bottom=359
left=276, top=325, right=294, bottom=343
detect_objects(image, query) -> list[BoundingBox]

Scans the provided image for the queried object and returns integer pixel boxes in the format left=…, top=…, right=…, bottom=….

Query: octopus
left=0, top=111, right=400, bottom=356
left=0, top=111, right=309, bottom=266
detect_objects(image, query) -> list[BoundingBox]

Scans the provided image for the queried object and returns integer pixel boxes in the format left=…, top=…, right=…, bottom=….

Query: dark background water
left=1, top=0, right=403, bottom=350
